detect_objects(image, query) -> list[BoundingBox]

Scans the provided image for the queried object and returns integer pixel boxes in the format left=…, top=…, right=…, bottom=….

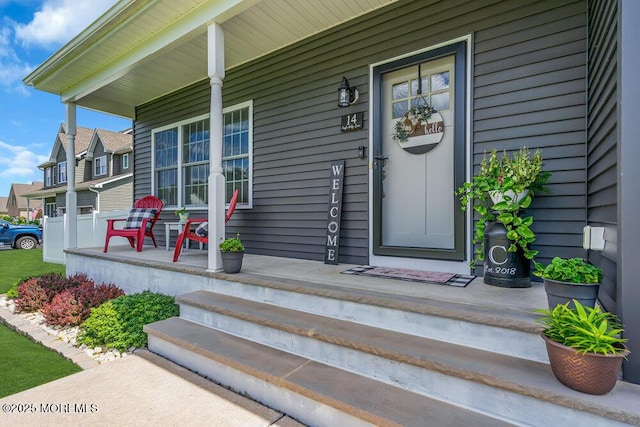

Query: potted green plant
left=535, top=301, right=629, bottom=395
left=175, top=207, right=189, bottom=223
left=534, top=257, right=603, bottom=309
left=219, top=233, right=244, bottom=273
left=455, top=147, right=550, bottom=268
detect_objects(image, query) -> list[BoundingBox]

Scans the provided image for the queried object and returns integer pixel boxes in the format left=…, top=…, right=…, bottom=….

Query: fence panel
left=41, top=209, right=131, bottom=264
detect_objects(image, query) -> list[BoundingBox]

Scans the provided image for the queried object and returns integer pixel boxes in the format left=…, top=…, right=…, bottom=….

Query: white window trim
left=57, top=161, right=67, bottom=183
left=152, top=113, right=209, bottom=210
left=95, top=155, right=107, bottom=177
left=45, top=168, right=51, bottom=186
left=223, top=99, right=254, bottom=209
left=151, top=101, right=253, bottom=210
left=122, top=153, right=129, bottom=169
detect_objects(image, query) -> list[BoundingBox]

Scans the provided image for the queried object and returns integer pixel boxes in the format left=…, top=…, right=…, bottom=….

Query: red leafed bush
left=14, top=277, right=48, bottom=312
left=14, top=272, right=79, bottom=312
left=41, top=289, right=85, bottom=327
left=41, top=282, right=125, bottom=327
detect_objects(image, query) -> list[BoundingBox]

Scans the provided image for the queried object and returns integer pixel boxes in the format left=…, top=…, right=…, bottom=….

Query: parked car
left=0, top=219, right=43, bottom=250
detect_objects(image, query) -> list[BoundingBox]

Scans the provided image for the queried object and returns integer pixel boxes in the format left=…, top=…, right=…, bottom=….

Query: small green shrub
left=78, top=291, right=179, bottom=352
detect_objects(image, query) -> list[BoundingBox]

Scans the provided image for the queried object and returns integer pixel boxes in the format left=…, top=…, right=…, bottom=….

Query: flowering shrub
left=41, top=282, right=125, bottom=327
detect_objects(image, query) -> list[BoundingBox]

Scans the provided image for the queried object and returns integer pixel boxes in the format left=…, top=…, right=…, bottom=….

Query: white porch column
left=207, top=22, right=226, bottom=272
left=64, top=102, right=78, bottom=250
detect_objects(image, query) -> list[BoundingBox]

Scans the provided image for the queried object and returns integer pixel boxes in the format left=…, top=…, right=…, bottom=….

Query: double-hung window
left=153, top=114, right=210, bottom=208
left=152, top=101, right=253, bottom=209
left=57, top=161, right=67, bottom=183
left=223, top=101, right=253, bottom=206
left=122, top=153, right=129, bottom=170
left=95, top=155, right=107, bottom=176
left=45, top=168, right=51, bottom=186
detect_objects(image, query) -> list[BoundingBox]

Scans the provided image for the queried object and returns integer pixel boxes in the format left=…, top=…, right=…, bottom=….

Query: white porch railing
left=42, top=209, right=129, bottom=264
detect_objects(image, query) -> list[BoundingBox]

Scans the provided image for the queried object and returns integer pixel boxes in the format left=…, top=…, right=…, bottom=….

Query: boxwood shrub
left=78, top=291, right=179, bottom=352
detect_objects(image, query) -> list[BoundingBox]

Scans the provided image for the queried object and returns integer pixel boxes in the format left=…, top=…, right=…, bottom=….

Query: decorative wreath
left=391, top=103, right=437, bottom=144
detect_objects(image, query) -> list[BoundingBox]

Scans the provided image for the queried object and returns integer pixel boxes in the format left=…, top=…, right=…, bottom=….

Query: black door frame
left=372, top=41, right=467, bottom=261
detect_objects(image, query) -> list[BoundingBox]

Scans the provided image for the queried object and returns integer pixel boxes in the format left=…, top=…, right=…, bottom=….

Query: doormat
left=341, top=265, right=475, bottom=287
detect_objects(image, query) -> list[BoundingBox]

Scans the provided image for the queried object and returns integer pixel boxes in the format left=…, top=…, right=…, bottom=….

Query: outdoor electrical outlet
left=583, top=225, right=605, bottom=251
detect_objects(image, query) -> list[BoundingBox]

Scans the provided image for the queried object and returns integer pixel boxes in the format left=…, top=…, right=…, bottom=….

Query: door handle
left=374, top=155, right=388, bottom=168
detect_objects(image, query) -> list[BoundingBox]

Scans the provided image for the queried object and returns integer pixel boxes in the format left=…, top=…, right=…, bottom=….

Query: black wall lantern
left=337, top=77, right=359, bottom=107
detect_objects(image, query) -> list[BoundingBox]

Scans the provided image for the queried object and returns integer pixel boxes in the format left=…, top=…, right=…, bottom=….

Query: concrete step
left=206, top=273, right=549, bottom=363
left=145, top=317, right=515, bottom=427
left=166, top=290, right=640, bottom=426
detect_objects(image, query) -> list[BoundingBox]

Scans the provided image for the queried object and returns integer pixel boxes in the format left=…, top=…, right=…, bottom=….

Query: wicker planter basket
left=542, top=333, right=628, bottom=395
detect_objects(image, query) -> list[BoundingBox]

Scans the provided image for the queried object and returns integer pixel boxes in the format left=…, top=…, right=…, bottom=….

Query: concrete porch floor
left=79, top=244, right=548, bottom=314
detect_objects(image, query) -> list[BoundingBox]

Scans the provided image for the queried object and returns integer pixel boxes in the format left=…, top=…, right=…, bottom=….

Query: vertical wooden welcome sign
left=324, top=160, right=345, bottom=264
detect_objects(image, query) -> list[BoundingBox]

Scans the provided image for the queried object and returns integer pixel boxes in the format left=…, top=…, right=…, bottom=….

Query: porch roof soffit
left=22, top=0, right=398, bottom=119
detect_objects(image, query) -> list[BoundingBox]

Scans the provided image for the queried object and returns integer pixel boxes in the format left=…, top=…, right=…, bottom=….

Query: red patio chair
left=172, top=189, right=238, bottom=262
left=104, top=195, right=163, bottom=252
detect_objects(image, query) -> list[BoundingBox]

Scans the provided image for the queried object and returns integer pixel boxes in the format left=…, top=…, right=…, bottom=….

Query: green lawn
left=0, top=248, right=65, bottom=293
left=0, top=248, right=78, bottom=398
left=0, top=324, right=82, bottom=398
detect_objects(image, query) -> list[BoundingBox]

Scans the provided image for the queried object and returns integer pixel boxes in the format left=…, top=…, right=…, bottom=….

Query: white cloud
left=0, top=140, right=48, bottom=179
left=14, top=0, right=117, bottom=48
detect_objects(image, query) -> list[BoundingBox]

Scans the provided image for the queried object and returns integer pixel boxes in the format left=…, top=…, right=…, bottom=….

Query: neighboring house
left=24, top=124, right=134, bottom=215
left=0, top=197, right=9, bottom=216
left=23, top=0, right=640, bottom=396
left=6, top=183, right=43, bottom=220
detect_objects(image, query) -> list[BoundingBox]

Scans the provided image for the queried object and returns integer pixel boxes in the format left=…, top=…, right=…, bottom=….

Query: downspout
left=88, top=185, right=100, bottom=212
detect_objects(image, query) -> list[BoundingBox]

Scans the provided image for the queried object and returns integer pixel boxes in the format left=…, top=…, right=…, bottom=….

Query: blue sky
left=0, top=0, right=128, bottom=197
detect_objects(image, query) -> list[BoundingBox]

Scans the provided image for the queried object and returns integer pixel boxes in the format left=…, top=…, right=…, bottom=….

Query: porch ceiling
left=23, top=0, right=398, bottom=119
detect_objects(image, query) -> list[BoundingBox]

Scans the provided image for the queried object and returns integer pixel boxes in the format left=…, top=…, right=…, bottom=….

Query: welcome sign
left=324, top=160, right=345, bottom=265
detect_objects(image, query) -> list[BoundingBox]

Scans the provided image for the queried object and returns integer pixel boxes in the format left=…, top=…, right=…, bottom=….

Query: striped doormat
left=341, top=265, right=475, bottom=287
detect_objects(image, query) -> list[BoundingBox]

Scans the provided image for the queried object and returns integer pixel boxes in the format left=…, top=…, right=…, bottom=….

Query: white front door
left=372, top=42, right=466, bottom=262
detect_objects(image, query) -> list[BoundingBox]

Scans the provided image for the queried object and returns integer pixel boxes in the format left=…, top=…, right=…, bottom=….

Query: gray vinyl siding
left=79, top=158, right=91, bottom=183
left=77, top=190, right=96, bottom=211
left=474, top=0, right=588, bottom=270
left=100, top=178, right=133, bottom=212
left=113, top=153, right=131, bottom=176
left=134, top=81, right=211, bottom=249
left=92, top=142, right=108, bottom=179
left=586, top=0, right=617, bottom=313
left=135, top=0, right=587, bottom=265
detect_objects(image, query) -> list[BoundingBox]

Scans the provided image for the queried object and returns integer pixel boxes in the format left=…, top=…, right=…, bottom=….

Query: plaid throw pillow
left=195, top=222, right=208, bottom=237
left=124, top=208, right=157, bottom=231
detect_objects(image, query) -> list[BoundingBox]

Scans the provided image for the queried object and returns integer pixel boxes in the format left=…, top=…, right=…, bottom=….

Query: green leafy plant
left=534, top=257, right=603, bottom=284
left=78, top=291, right=179, bottom=352
left=219, top=233, right=244, bottom=252
left=455, top=147, right=550, bottom=267
left=174, top=207, right=187, bottom=216
left=535, top=300, right=628, bottom=356
left=391, top=103, right=437, bottom=143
